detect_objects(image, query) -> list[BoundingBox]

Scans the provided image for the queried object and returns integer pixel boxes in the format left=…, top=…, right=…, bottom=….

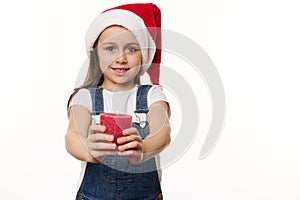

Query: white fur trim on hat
left=85, top=9, right=156, bottom=75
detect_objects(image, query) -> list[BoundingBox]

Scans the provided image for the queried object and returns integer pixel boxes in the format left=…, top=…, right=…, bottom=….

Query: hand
left=87, top=124, right=118, bottom=161
left=117, top=127, right=144, bottom=164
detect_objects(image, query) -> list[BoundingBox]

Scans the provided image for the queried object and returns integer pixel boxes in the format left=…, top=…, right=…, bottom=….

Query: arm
left=65, top=105, right=98, bottom=163
left=65, top=105, right=117, bottom=163
left=143, top=100, right=171, bottom=160
left=117, top=101, right=171, bottom=164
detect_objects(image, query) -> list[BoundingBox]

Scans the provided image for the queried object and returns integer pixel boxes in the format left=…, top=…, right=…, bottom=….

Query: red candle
left=100, top=113, right=132, bottom=145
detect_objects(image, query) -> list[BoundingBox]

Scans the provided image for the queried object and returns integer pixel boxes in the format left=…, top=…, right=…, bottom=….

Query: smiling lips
left=111, top=67, right=130, bottom=76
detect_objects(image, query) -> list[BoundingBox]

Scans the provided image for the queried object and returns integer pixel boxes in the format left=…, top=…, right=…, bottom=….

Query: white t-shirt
left=70, top=84, right=168, bottom=187
left=71, top=84, right=168, bottom=124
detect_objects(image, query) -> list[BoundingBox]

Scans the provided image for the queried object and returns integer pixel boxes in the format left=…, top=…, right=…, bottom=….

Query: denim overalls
left=76, top=85, right=163, bottom=200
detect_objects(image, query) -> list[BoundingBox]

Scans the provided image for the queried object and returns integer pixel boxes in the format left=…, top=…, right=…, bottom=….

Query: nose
left=115, top=52, right=127, bottom=64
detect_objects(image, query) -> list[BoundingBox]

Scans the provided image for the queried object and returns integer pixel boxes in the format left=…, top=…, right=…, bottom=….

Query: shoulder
left=147, top=85, right=171, bottom=116
left=70, top=88, right=92, bottom=112
left=72, top=88, right=91, bottom=101
left=148, top=84, right=164, bottom=94
left=148, top=85, right=167, bottom=99
left=146, top=85, right=168, bottom=106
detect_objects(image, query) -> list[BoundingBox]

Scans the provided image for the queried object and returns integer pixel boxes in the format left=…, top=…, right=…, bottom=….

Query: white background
left=1, top=0, right=300, bottom=199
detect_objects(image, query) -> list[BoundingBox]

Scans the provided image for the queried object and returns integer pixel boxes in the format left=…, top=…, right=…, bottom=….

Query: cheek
left=128, top=66, right=142, bottom=80
left=98, top=54, right=114, bottom=70
left=129, top=54, right=142, bottom=67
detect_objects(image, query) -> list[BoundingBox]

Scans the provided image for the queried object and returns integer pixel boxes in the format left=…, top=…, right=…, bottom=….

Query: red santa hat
left=85, top=3, right=161, bottom=85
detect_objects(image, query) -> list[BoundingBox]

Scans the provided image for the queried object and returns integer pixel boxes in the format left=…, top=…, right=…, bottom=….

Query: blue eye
left=107, top=47, right=116, bottom=52
left=125, top=46, right=139, bottom=53
left=128, top=47, right=135, bottom=52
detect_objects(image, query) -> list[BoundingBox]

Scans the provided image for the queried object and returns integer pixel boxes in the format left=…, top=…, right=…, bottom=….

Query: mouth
left=111, top=67, right=130, bottom=72
left=111, top=67, right=130, bottom=76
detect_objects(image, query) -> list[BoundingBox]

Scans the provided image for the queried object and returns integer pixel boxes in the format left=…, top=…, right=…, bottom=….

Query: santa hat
left=85, top=3, right=161, bottom=85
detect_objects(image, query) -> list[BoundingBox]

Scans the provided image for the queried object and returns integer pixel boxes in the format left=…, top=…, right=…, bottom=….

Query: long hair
left=67, top=45, right=104, bottom=113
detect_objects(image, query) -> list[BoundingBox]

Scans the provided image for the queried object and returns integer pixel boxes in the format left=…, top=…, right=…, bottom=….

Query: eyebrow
left=100, top=42, right=140, bottom=46
left=100, top=42, right=115, bottom=46
left=126, top=42, right=140, bottom=46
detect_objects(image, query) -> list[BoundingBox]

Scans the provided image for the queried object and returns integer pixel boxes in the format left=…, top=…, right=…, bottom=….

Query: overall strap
left=88, top=87, right=104, bottom=115
left=135, top=85, right=152, bottom=113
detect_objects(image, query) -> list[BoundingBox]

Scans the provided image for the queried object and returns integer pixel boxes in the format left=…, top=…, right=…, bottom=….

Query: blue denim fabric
left=76, top=85, right=162, bottom=200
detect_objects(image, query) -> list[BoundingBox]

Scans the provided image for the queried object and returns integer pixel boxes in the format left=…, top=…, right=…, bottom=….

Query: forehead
left=98, top=25, right=138, bottom=44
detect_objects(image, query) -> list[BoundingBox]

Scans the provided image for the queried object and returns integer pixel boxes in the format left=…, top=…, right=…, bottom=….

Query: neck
left=101, top=81, right=136, bottom=92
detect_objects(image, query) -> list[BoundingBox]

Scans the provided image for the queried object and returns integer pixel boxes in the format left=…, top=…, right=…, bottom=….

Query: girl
left=65, top=3, right=171, bottom=200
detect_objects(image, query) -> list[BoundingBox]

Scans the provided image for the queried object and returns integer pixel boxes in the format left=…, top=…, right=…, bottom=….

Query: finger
left=89, top=125, right=106, bottom=134
left=91, top=150, right=118, bottom=158
left=88, top=133, right=114, bottom=143
left=117, top=150, right=135, bottom=156
left=117, top=135, right=142, bottom=145
left=118, top=141, right=142, bottom=151
left=122, top=127, right=139, bottom=136
left=88, top=142, right=117, bottom=151
left=117, top=150, right=142, bottom=156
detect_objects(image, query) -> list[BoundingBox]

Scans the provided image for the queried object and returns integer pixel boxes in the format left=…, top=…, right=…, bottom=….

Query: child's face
left=97, top=25, right=142, bottom=89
